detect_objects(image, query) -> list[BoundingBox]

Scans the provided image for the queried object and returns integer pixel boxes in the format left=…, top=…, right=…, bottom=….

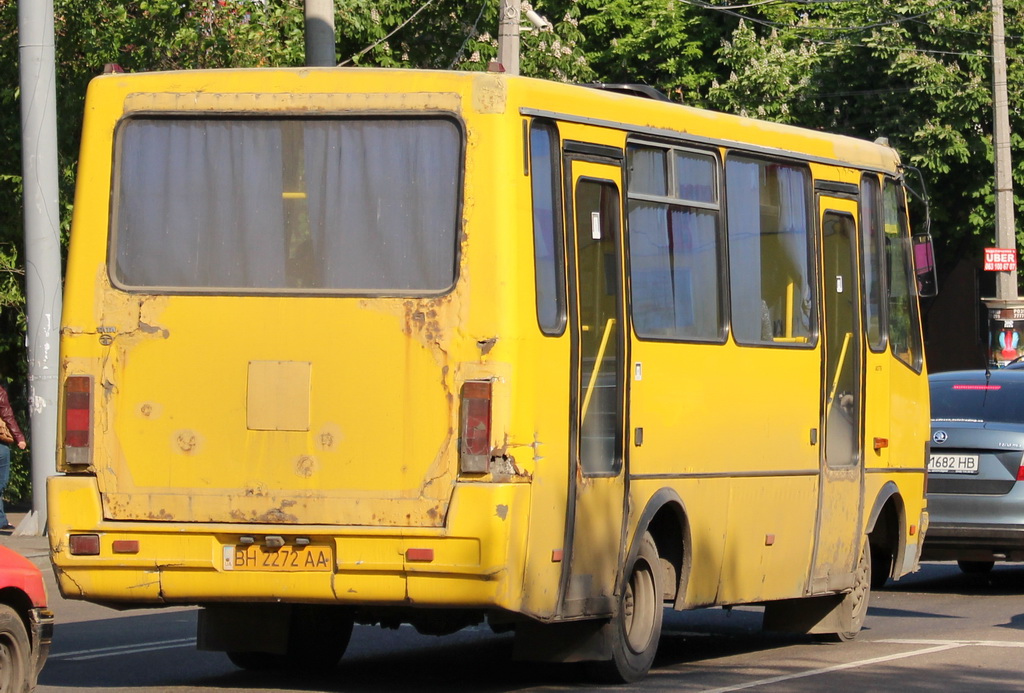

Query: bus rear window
left=111, top=116, right=462, bottom=293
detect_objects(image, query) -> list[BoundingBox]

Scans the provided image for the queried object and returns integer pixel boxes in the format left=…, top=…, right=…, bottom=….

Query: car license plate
left=223, top=544, right=333, bottom=572
left=928, top=454, right=980, bottom=474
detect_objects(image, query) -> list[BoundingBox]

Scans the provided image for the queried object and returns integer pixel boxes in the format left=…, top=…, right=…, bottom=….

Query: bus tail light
left=64, top=376, right=92, bottom=466
left=69, top=534, right=100, bottom=556
left=459, top=381, right=492, bottom=474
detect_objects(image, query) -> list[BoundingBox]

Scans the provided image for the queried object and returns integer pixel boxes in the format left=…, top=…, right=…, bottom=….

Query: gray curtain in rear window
left=116, top=120, right=287, bottom=288
left=302, top=120, right=458, bottom=291
left=114, top=117, right=459, bottom=293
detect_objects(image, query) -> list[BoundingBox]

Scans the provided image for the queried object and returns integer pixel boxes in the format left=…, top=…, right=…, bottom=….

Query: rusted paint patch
left=295, top=455, right=317, bottom=478
left=472, top=73, right=507, bottom=114
left=243, top=481, right=268, bottom=497
left=173, top=430, right=201, bottom=455
left=495, top=504, right=509, bottom=520
left=228, top=507, right=299, bottom=524
left=138, top=402, right=162, bottom=419
left=477, top=337, right=498, bottom=356
left=316, top=423, right=342, bottom=451
left=138, top=321, right=170, bottom=338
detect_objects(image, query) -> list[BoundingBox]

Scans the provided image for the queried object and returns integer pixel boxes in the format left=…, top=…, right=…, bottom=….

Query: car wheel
left=0, top=604, right=32, bottom=693
left=957, top=560, right=994, bottom=575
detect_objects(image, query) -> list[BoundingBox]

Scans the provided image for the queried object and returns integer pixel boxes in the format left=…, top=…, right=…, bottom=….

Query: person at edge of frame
left=0, top=383, right=27, bottom=532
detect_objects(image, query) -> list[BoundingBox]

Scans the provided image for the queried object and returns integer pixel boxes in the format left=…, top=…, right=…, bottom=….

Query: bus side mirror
left=912, top=233, right=938, bottom=298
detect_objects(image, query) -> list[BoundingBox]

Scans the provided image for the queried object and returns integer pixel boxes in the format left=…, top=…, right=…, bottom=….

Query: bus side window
left=530, top=121, right=566, bottom=335
left=725, top=157, right=814, bottom=346
left=626, top=143, right=723, bottom=341
left=860, top=175, right=886, bottom=352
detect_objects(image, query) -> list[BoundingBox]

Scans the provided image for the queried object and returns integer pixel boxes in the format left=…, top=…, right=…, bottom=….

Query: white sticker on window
left=591, top=212, right=602, bottom=240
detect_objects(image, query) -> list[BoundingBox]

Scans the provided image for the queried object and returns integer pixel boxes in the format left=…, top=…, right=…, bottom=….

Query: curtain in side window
left=725, top=159, right=763, bottom=343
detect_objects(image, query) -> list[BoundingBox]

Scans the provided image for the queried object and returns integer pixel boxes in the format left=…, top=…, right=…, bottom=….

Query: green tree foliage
left=705, top=0, right=1024, bottom=272
left=3, top=0, right=1024, bottom=501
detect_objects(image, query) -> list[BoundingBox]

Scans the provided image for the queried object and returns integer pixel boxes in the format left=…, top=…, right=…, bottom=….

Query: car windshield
left=930, top=376, right=1024, bottom=424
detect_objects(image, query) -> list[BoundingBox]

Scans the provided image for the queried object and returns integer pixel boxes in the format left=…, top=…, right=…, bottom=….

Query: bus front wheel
left=591, top=531, right=664, bottom=683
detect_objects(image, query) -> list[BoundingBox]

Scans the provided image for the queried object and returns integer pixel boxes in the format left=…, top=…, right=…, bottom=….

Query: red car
left=0, top=545, right=53, bottom=692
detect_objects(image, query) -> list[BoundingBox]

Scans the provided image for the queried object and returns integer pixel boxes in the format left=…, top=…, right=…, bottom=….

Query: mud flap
left=512, top=619, right=613, bottom=663
left=198, top=604, right=292, bottom=654
left=761, top=593, right=848, bottom=635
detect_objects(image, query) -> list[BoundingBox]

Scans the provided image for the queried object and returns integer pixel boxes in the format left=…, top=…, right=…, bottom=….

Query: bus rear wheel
left=827, top=540, right=871, bottom=642
left=590, top=531, right=663, bottom=683
left=957, top=560, right=994, bottom=575
left=227, top=607, right=353, bottom=672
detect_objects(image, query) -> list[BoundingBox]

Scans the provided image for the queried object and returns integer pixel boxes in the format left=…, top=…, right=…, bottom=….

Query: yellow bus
left=49, top=67, right=932, bottom=682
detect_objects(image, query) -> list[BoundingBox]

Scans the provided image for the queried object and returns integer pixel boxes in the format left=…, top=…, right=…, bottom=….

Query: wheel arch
left=625, top=487, right=690, bottom=609
left=0, top=587, right=35, bottom=638
left=865, top=481, right=907, bottom=584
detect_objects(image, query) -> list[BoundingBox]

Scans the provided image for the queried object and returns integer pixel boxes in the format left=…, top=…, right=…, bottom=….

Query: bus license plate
left=223, top=544, right=334, bottom=572
left=928, top=454, right=980, bottom=474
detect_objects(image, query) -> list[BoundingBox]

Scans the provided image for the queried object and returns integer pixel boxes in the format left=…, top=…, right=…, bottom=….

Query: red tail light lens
left=69, top=534, right=100, bottom=556
left=1018, top=462, right=1024, bottom=482
left=460, top=381, right=492, bottom=473
left=64, top=376, right=92, bottom=465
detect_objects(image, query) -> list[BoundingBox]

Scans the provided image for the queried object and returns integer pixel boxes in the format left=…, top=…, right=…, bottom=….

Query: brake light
left=1018, top=463, right=1024, bottom=482
left=459, top=381, right=492, bottom=473
left=952, top=384, right=1001, bottom=390
left=69, top=534, right=100, bottom=556
left=64, top=376, right=92, bottom=466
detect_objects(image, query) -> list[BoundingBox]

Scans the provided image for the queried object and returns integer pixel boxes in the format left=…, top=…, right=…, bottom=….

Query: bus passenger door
left=560, top=157, right=627, bottom=618
left=811, top=201, right=864, bottom=593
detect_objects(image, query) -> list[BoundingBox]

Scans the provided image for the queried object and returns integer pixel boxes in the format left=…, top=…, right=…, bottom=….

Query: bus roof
left=88, top=66, right=902, bottom=175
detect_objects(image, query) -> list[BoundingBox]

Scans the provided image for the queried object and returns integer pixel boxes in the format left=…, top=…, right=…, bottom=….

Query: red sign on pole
left=984, top=247, right=1018, bottom=271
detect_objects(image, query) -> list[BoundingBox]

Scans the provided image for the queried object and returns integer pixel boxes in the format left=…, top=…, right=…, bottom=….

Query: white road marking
left=49, top=637, right=197, bottom=661
left=699, top=643, right=963, bottom=692
left=879, top=638, right=1024, bottom=648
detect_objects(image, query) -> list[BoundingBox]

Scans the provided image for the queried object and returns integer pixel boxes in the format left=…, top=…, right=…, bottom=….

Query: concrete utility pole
left=984, top=0, right=1024, bottom=367
left=992, top=0, right=1018, bottom=301
left=18, top=0, right=62, bottom=533
left=497, top=0, right=521, bottom=75
left=305, top=0, right=336, bottom=67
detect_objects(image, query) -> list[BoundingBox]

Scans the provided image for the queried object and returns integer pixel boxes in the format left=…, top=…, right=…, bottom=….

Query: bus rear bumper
left=47, top=475, right=530, bottom=611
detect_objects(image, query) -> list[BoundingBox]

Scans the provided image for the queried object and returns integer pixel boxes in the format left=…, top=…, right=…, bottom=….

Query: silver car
left=922, top=368, right=1024, bottom=574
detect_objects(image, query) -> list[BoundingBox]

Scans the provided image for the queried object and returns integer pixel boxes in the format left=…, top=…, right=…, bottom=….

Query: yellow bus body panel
left=51, top=67, right=929, bottom=626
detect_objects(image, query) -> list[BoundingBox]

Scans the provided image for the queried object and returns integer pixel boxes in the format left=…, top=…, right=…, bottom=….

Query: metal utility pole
left=18, top=0, right=61, bottom=532
left=497, top=0, right=521, bottom=75
left=305, top=0, right=336, bottom=67
left=984, top=0, right=1024, bottom=366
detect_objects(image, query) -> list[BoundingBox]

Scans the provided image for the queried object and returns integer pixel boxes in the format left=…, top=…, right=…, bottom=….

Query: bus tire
left=227, top=607, right=353, bottom=672
left=590, top=531, right=663, bottom=683
left=957, top=560, right=994, bottom=575
left=0, top=604, right=31, bottom=693
left=824, top=539, right=871, bottom=642
left=869, top=537, right=892, bottom=590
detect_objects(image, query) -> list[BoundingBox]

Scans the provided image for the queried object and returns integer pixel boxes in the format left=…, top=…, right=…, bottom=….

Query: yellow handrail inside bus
left=772, top=281, right=809, bottom=343
left=581, top=318, right=616, bottom=421
left=828, top=331, right=852, bottom=405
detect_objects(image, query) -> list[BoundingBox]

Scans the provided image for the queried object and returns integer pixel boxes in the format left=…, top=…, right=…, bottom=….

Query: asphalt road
left=6, top=522, right=1022, bottom=692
